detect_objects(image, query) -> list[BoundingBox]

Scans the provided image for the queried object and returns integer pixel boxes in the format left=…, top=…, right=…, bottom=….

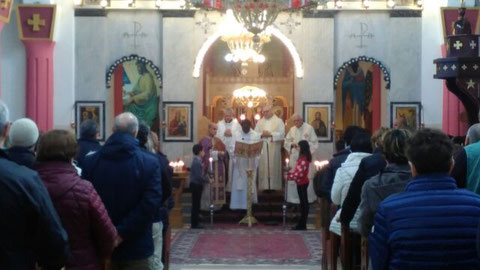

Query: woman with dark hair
left=357, top=129, right=412, bottom=236
left=286, top=140, right=312, bottom=230
left=35, top=130, right=117, bottom=270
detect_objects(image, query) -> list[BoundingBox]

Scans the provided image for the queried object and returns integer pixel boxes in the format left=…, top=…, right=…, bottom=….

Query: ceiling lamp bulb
left=363, top=0, right=371, bottom=8
left=73, top=0, right=83, bottom=6
left=155, top=0, right=162, bottom=7
left=225, top=53, right=233, bottom=62
left=254, top=114, right=261, bottom=120
left=127, top=0, right=135, bottom=6
left=335, top=0, right=342, bottom=8
left=416, top=0, right=423, bottom=7
left=100, top=0, right=108, bottom=8
left=240, top=114, right=247, bottom=120
left=387, top=0, right=395, bottom=8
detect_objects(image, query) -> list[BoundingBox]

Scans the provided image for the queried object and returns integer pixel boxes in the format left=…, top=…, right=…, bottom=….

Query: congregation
left=1, top=96, right=480, bottom=269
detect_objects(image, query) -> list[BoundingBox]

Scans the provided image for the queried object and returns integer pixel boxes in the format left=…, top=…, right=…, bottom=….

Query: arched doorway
left=334, top=56, right=390, bottom=138
left=201, top=36, right=295, bottom=127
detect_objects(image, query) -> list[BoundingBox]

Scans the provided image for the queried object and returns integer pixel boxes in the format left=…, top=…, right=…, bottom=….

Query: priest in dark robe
left=199, top=122, right=227, bottom=210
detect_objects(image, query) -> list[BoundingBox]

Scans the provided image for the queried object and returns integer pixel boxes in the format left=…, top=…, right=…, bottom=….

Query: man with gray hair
left=284, top=113, right=318, bottom=204
left=76, top=119, right=102, bottom=169
left=82, top=112, right=163, bottom=269
left=216, top=108, right=241, bottom=190
left=452, top=123, right=480, bottom=194
left=0, top=100, right=69, bottom=269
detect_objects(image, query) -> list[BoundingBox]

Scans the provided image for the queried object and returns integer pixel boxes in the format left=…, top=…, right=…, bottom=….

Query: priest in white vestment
left=230, top=120, right=261, bottom=210
left=255, top=105, right=285, bottom=191
left=216, top=108, right=242, bottom=192
left=284, top=114, right=319, bottom=203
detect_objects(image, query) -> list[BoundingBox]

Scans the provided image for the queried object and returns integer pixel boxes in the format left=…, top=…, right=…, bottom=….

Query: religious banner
left=0, top=0, right=13, bottom=24
left=106, top=55, right=162, bottom=132
left=16, top=4, right=56, bottom=40
left=390, top=102, right=421, bottom=131
left=303, top=102, right=332, bottom=142
left=441, top=7, right=480, bottom=40
left=163, top=102, right=193, bottom=142
left=75, top=101, right=106, bottom=141
left=334, top=56, right=390, bottom=134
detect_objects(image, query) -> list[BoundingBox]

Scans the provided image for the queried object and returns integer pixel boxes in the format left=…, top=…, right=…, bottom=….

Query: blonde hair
left=371, top=127, right=390, bottom=150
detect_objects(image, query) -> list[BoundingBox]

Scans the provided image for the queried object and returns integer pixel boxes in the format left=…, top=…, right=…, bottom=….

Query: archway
left=334, top=56, right=390, bottom=137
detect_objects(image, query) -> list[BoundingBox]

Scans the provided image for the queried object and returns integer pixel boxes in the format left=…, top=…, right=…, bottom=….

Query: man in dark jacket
left=319, top=126, right=365, bottom=200
left=82, top=112, right=162, bottom=269
left=369, top=129, right=480, bottom=269
left=6, top=118, right=39, bottom=168
left=76, top=119, right=102, bottom=170
left=0, top=101, right=69, bottom=269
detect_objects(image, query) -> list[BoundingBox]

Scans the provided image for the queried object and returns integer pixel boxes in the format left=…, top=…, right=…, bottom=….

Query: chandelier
left=221, top=9, right=270, bottom=63
left=225, top=0, right=288, bottom=37
left=233, top=86, right=267, bottom=108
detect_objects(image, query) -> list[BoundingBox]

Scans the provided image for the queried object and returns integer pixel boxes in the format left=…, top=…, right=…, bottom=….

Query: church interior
left=2, top=0, right=480, bottom=270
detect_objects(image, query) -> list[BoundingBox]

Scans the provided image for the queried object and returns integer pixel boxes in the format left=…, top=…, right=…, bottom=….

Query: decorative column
left=16, top=4, right=56, bottom=132
left=0, top=0, right=14, bottom=97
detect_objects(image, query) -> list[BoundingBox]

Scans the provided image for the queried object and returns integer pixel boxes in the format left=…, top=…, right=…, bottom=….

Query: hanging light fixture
left=387, top=0, right=395, bottom=8
left=363, top=0, right=371, bottom=9
left=221, top=10, right=270, bottom=64
left=225, top=0, right=286, bottom=37
left=100, top=0, right=109, bottom=8
left=155, top=0, right=162, bottom=7
left=73, top=0, right=83, bottom=6
left=416, top=0, right=423, bottom=7
left=335, top=0, right=343, bottom=8
left=127, top=0, right=135, bottom=7
left=233, top=86, right=268, bottom=108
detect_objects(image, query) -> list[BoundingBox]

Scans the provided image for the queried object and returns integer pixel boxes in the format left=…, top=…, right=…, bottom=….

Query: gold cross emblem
left=27, top=14, right=46, bottom=32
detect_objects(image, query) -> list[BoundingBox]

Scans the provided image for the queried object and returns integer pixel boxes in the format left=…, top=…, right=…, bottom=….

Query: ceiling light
left=155, top=0, right=162, bottom=7
left=363, top=0, right=371, bottom=9
left=100, top=0, right=109, bottom=8
left=73, top=0, right=83, bottom=6
left=416, top=0, right=423, bottom=7
left=335, top=0, right=342, bottom=8
left=127, top=0, right=135, bottom=7
left=387, top=0, right=395, bottom=8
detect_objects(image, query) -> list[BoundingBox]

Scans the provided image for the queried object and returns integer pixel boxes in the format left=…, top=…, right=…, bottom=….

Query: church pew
left=319, top=198, right=330, bottom=269
left=341, top=226, right=352, bottom=270
left=329, top=231, right=340, bottom=270
left=361, top=237, right=369, bottom=270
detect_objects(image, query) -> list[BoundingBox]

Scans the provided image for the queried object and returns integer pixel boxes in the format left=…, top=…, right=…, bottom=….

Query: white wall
left=1, top=0, right=75, bottom=129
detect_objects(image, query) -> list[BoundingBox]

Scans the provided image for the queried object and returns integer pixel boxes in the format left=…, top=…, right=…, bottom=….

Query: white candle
left=209, top=157, right=213, bottom=171
left=285, top=158, right=289, bottom=167
left=178, top=160, right=184, bottom=172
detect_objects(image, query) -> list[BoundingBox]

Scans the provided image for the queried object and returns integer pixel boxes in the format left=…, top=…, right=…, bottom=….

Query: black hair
left=406, top=129, right=454, bottom=174
left=298, top=140, right=312, bottom=162
left=343, top=126, right=364, bottom=146
left=137, top=120, right=150, bottom=148
left=350, top=132, right=372, bottom=153
left=79, top=119, right=98, bottom=140
left=383, top=129, right=411, bottom=164
left=335, top=139, right=345, bottom=152
left=193, top=144, right=203, bottom=156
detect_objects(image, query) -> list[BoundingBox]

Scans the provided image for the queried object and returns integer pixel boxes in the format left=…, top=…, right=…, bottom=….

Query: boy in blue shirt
left=189, top=144, right=210, bottom=229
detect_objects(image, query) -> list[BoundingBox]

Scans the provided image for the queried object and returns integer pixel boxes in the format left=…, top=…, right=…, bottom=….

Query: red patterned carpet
left=171, top=227, right=322, bottom=265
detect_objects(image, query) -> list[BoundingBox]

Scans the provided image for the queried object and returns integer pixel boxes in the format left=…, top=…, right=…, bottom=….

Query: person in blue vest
left=451, top=123, right=480, bottom=193
left=369, top=129, right=480, bottom=269
left=82, top=112, right=162, bottom=269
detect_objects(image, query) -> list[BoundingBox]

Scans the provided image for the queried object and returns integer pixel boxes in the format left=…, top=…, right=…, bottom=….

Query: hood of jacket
left=35, top=161, right=80, bottom=200
left=369, top=163, right=412, bottom=199
left=99, top=132, right=139, bottom=161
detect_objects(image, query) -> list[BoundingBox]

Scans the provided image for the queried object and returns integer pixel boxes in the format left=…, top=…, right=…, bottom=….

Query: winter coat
left=287, top=156, right=311, bottom=186
left=329, top=152, right=371, bottom=234
left=0, top=150, right=69, bottom=270
left=6, top=146, right=36, bottom=168
left=82, top=132, right=163, bottom=262
left=369, top=174, right=480, bottom=270
left=76, top=138, right=101, bottom=170
left=36, top=161, right=117, bottom=270
left=357, top=163, right=411, bottom=236
left=331, top=152, right=371, bottom=206
left=319, top=148, right=351, bottom=200
left=340, top=149, right=387, bottom=226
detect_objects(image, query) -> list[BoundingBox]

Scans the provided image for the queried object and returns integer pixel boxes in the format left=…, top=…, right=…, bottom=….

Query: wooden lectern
left=234, top=140, right=263, bottom=227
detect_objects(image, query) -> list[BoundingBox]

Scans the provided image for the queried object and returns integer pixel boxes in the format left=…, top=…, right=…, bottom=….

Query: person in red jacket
left=286, top=140, right=312, bottom=230
left=35, top=130, right=118, bottom=270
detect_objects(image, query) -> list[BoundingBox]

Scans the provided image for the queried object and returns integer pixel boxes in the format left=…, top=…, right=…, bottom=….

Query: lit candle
left=285, top=158, right=289, bottom=167
left=314, top=160, right=321, bottom=171
left=178, top=160, right=185, bottom=172
left=209, top=157, right=213, bottom=171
